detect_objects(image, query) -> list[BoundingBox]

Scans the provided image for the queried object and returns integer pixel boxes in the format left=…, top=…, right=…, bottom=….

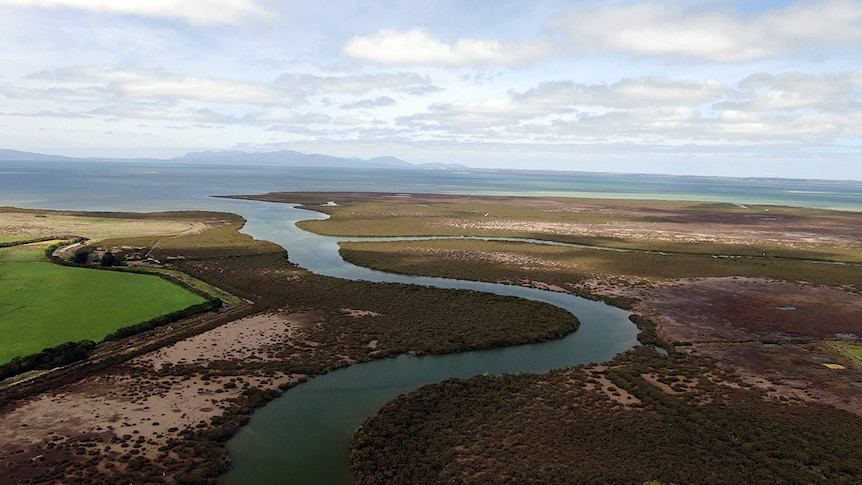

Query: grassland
left=0, top=240, right=206, bottom=365
left=0, top=208, right=236, bottom=366
left=0, top=207, right=196, bottom=244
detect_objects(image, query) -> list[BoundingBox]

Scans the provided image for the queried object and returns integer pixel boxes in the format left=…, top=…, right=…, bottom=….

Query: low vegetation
left=0, top=204, right=580, bottom=484
left=351, top=346, right=862, bottom=484
left=5, top=194, right=862, bottom=484
left=235, top=193, right=862, bottom=484
left=245, top=192, right=862, bottom=263
left=0, top=207, right=196, bottom=243
left=339, top=238, right=862, bottom=292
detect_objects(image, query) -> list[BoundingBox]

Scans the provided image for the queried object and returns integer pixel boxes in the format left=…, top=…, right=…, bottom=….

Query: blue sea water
left=1, top=159, right=861, bottom=212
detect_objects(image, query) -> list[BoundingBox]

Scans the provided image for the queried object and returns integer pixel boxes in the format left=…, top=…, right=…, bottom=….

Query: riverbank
left=235, top=192, right=862, bottom=483
left=0, top=204, right=579, bottom=483
left=4, top=191, right=862, bottom=483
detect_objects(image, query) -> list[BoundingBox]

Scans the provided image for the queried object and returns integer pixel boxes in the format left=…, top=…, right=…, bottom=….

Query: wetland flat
left=1, top=190, right=862, bottom=484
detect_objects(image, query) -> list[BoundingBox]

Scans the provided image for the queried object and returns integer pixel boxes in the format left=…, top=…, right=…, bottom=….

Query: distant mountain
left=0, top=149, right=76, bottom=161
left=173, top=150, right=468, bottom=170
left=0, top=148, right=467, bottom=170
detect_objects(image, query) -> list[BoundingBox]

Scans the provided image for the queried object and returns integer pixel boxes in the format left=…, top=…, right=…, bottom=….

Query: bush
left=0, top=340, right=96, bottom=380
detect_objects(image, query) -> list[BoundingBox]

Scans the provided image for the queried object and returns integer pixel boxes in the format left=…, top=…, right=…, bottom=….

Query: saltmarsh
left=255, top=191, right=862, bottom=293
left=258, top=192, right=862, bottom=263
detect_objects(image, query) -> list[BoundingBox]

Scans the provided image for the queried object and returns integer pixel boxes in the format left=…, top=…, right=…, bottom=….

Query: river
left=2, top=159, right=857, bottom=482
left=218, top=199, right=639, bottom=484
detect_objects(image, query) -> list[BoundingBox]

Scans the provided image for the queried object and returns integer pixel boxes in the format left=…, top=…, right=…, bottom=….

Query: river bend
left=219, top=200, right=639, bottom=484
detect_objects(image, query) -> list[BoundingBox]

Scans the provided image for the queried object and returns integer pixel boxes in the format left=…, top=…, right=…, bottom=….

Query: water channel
left=218, top=199, right=640, bottom=484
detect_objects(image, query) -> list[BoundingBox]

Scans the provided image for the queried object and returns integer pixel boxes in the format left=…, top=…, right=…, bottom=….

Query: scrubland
left=242, top=192, right=862, bottom=484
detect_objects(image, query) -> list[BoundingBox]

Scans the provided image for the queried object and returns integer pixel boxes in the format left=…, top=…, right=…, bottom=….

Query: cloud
left=334, top=114, right=379, bottom=125
left=276, top=72, right=437, bottom=95
left=14, top=66, right=297, bottom=106
left=341, top=28, right=557, bottom=67
left=552, top=0, right=862, bottom=62
left=0, top=0, right=272, bottom=25
left=394, top=70, right=861, bottom=147
left=244, top=109, right=332, bottom=124
left=720, top=71, right=862, bottom=112
left=762, top=0, right=862, bottom=45
left=514, top=78, right=728, bottom=109
left=91, top=105, right=232, bottom=123
left=340, top=96, right=396, bottom=110
left=403, top=76, right=728, bottom=133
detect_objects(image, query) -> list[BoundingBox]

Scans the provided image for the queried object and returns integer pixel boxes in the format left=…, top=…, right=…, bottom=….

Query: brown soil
left=584, top=276, right=862, bottom=417
left=0, top=311, right=306, bottom=483
left=627, top=277, right=862, bottom=342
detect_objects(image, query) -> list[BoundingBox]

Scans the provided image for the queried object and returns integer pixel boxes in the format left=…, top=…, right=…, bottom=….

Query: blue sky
left=1, top=0, right=860, bottom=179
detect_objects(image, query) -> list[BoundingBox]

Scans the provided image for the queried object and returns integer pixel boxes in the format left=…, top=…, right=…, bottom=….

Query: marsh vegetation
left=4, top=192, right=862, bottom=484
left=0, top=203, right=579, bottom=484
left=240, top=192, right=862, bottom=484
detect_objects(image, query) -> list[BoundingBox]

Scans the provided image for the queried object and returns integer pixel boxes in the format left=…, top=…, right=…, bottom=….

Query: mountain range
left=0, top=149, right=467, bottom=170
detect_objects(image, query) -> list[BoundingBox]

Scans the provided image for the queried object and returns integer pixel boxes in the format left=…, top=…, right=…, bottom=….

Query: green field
left=0, top=242, right=206, bottom=365
left=849, top=347, right=862, bottom=360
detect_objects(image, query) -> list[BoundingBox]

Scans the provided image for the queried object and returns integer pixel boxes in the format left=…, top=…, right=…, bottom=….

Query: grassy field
left=0, top=208, right=195, bottom=244
left=0, top=237, right=207, bottom=365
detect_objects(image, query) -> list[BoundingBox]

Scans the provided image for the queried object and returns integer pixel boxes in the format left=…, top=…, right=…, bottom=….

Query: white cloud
left=553, top=0, right=862, bottom=62
left=553, top=4, right=771, bottom=62
left=721, top=71, right=862, bottom=112
left=341, top=28, right=557, bottom=67
left=244, top=109, right=332, bottom=124
left=333, top=113, right=379, bottom=125
left=514, top=78, right=728, bottom=109
left=15, top=66, right=297, bottom=106
left=711, top=110, right=862, bottom=138
left=763, top=0, right=862, bottom=45
left=392, top=69, right=862, bottom=148
left=340, top=96, right=397, bottom=110
left=0, top=0, right=272, bottom=25
left=276, top=72, right=436, bottom=95
left=91, top=105, right=230, bottom=123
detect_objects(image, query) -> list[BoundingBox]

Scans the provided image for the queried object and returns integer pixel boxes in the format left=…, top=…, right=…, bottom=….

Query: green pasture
left=0, top=243, right=206, bottom=365
left=849, top=347, right=862, bottom=360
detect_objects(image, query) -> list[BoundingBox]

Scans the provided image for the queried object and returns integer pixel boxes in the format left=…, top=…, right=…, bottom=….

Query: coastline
left=2, top=191, right=862, bottom=483
left=0, top=201, right=583, bottom=483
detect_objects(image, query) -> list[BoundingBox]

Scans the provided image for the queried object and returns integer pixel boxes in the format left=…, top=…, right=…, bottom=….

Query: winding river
left=1, top=161, right=858, bottom=482
left=216, top=199, right=639, bottom=484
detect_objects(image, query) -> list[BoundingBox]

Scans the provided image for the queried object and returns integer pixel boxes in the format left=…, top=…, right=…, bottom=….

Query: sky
left=0, top=0, right=860, bottom=180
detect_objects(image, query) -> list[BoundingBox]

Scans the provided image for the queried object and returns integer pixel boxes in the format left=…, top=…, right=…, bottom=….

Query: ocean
left=1, top=159, right=861, bottom=212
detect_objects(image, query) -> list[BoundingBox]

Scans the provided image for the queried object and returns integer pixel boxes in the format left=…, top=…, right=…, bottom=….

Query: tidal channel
left=219, top=200, right=640, bottom=484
